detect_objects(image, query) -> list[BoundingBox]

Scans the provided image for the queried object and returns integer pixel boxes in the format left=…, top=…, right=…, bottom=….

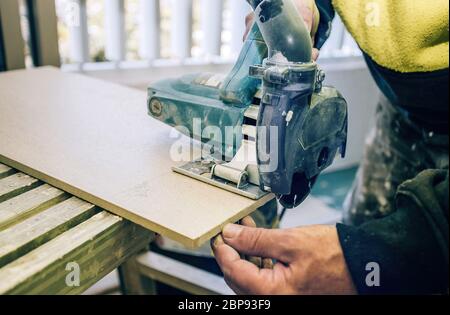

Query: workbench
left=0, top=162, right=154, bottom=294
left=0, top=68, right=249, bottom=295
left=0, top=162, right=236, bottom=295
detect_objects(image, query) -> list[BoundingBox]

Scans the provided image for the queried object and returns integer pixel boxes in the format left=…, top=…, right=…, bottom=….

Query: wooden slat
left=0, top=173, right=40, bottom=203
left=0, top=163, right=15, bottom=179
left=0, top=0, right=26, bottom=70
left=0, top=183, right=68, bottom=230
left=0, top=197, right=97, bottom=267
left=0, top=212, right=154, bottom=295
left=137, top=252, right=234, bottom=295
left=0, top=164, right=11, bottom=174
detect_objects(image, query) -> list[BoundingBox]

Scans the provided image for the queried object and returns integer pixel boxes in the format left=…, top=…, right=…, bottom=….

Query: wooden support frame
left=0, top=164, right=155, bottom=295
left=0, top=173, right=40, bottom=204
left=25, top=0, right=60, bottom=67
left=117, top=253, right=157, bottom=295
left=137, top=252, right=234, bottom=295
left=0, top=213, right=153, bottom=294
left=0, top=0, right=26, bottom=71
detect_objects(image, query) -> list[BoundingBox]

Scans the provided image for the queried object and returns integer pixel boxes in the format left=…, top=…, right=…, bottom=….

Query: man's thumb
left=222, top=224, right=293, bottom=263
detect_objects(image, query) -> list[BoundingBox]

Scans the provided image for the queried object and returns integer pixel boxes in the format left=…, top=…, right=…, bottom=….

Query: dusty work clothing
left=315, top=0, right=449, bottom=294
left=344, top=95, right=449, bottom=225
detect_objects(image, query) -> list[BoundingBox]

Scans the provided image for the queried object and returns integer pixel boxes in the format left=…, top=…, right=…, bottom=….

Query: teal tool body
left=148, top=0, right=348, bottom=208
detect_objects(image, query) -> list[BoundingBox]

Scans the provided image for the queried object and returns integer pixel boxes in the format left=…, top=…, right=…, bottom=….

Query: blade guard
left=251, top=61, right=348, bottom=208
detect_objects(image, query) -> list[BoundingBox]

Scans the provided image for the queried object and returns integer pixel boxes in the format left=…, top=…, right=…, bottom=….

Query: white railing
left=56, top=0, right=360, bottom=71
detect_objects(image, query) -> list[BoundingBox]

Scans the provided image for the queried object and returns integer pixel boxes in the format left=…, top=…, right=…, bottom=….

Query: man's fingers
left=212, top=235, right=277, bottom=294
left=241, top=216, right=262, bottom=267
left=222, top=224, right=294, bottom=263
left=241, top=217, right=274, bottom=269
left=312, top=48, right=320, bottom=61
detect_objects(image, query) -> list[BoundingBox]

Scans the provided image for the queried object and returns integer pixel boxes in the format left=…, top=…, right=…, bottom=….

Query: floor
left=281, top=166, right=358, bottom=229
left=312, top=167, right=358, bottom=211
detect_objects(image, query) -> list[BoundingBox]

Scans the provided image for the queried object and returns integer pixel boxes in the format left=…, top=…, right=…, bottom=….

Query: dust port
left=149, top=98, right=163, bottom=117
left=317, top=147, right=329, bottom=168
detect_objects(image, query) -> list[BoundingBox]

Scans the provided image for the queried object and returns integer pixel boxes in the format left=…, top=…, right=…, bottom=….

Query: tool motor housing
left=247, top=0, right=348, bottom=208
left=251, top=61, right=348, bottom=208
left=147, top=0, right=348, bottom=208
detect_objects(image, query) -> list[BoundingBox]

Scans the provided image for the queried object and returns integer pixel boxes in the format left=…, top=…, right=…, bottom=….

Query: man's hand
left=211, top=217, right=357, bottom=295
left=244, top=0, right=321, bottom=60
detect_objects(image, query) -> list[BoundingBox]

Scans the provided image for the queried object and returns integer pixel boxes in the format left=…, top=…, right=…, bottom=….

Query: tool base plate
left=172, top=160, right=269, bottom=200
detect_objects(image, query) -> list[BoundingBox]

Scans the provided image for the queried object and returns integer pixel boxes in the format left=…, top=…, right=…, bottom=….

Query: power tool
left=147, top=0, right=348, bottom=208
